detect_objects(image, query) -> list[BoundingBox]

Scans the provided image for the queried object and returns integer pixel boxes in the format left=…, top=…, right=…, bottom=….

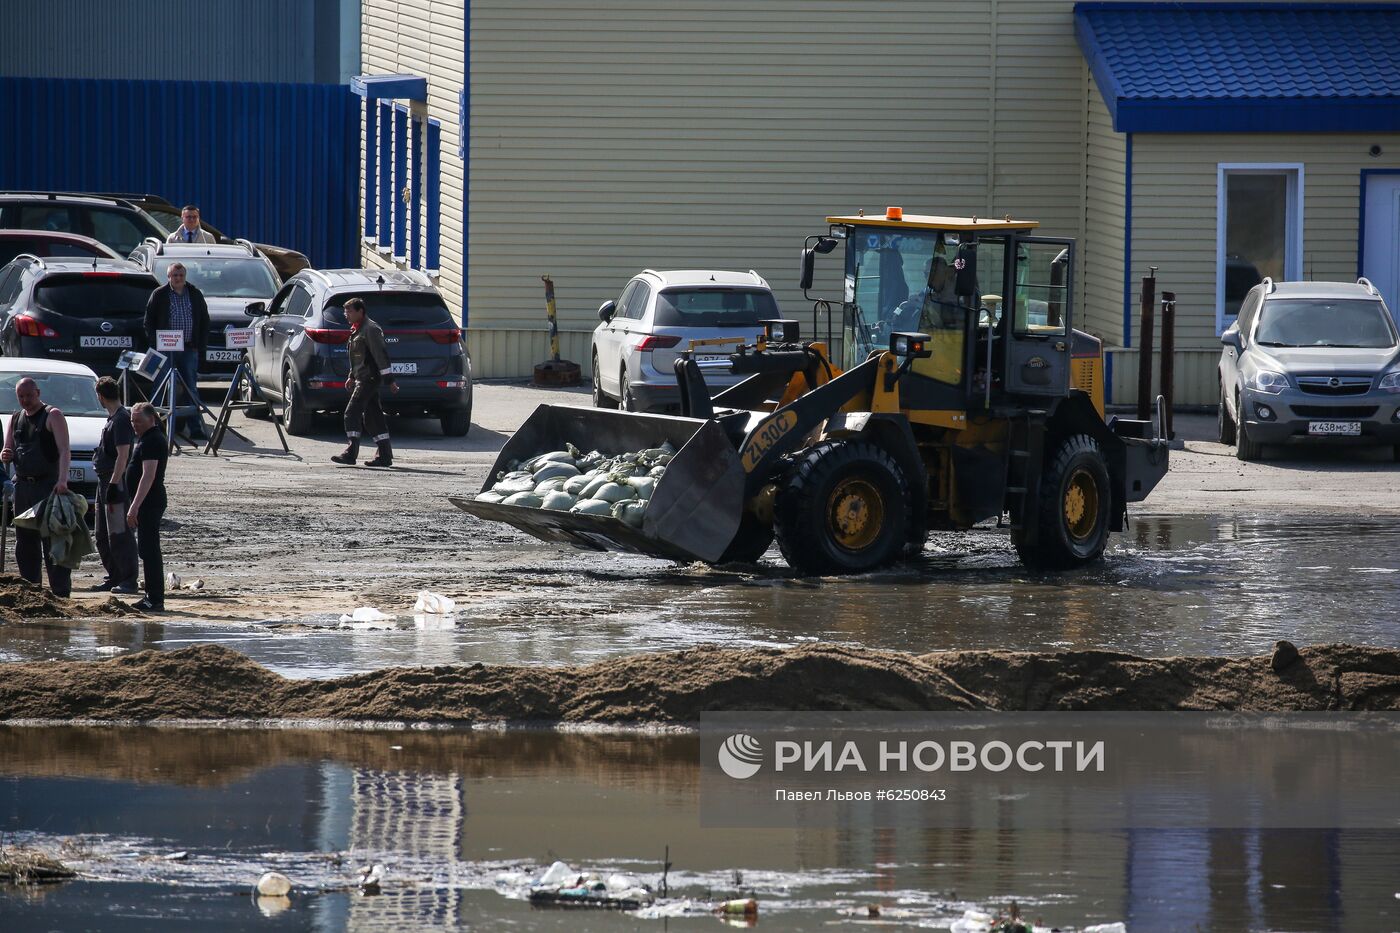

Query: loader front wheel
left=1016, top=434, right=1111, bottom=570
left=774, top=440, right=909, bottom=575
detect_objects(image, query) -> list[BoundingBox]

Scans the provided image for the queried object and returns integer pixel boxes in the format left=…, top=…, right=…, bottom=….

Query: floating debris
left=0, top=847, right=77, bottom=884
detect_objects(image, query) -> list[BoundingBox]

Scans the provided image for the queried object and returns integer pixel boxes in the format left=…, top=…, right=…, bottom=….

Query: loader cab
left=818, top=212, right=1075, bottom=411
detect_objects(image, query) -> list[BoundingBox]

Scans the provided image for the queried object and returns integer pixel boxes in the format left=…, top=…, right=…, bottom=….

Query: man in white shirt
left=165, top=204, right=216, bottom=244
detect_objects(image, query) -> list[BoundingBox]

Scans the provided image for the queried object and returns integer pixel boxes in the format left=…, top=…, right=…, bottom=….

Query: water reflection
left=0, top=727, right=1394, bottom=931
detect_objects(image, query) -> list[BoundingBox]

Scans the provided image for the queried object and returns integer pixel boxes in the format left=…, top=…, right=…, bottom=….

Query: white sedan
left=0, top=359, right=107, bottom=506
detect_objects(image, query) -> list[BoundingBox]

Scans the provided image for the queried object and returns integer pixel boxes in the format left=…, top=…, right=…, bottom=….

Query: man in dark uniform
left=331, top=297, right=399, bottom=468
left=0, top=376, right=73, bottom=596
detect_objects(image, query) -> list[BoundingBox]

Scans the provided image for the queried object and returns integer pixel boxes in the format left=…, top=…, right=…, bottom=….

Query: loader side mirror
left=799, top=248, right=816, bottom=291
left=597, top=300, right=617, bottom=323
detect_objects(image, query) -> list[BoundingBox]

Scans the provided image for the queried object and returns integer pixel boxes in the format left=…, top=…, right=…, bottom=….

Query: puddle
left=2, top=726, right=1394, bottom=931
left=2, top=515, right=1399, bottom=677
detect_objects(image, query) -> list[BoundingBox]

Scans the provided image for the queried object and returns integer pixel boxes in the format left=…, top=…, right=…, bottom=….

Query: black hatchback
left=0, top=257, right=156, bottom=371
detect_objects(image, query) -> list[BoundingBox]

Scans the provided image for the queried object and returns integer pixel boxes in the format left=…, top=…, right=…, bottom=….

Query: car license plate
left=206, top=349, right=242, bottom=362
left=390, top=362, right=417, bottom=375
left=1308, top=421, right=1361, bottom=436
left=696, top=354, right=730, bottom=363
left=79, top=336, right=132, bottom=348
left=68, top=468, right=84, bottom=483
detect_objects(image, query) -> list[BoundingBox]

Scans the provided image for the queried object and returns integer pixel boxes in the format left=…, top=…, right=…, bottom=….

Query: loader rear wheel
left=774, top=439, right=909, bottom=575
left=1016, top=434, right=1111, bottom=570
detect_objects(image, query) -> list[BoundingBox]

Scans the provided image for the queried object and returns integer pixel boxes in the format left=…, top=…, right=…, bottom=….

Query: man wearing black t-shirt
left=125, top=402, right=169, bottom=612
left=91, top=377, right=139, bottom=593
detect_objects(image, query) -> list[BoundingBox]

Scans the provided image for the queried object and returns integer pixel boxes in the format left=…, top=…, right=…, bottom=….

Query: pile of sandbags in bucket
left=473, top=442, right=675, bottom=527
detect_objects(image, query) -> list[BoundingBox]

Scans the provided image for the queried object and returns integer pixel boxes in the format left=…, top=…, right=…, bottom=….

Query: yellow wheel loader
left=452, top=209, right=1169, bottom=574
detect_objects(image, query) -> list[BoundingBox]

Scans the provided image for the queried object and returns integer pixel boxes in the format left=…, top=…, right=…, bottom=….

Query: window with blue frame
left=354, top=74, right=440, bottom=275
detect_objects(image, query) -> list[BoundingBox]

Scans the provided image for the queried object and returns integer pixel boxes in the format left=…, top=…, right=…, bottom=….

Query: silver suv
left=1218, top=278, right=1400, bottom=460
left=128, top=238, right=281, bottom=376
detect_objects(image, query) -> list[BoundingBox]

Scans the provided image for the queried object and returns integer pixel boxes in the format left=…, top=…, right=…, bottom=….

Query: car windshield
left=154, top=258, right=276, bottom=298
left=652, top=288, right=777, bottom=327
left=322, top=293, right=453, bottom=327
left=0, top=372, right=104, bottom=417
left=33, top=275, right=155, bottom=318
left=1254, top=299, right=1397, bottom=348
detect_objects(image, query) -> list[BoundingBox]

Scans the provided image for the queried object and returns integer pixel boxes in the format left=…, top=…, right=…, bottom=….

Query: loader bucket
left=449, top=404, right=745, bottom=563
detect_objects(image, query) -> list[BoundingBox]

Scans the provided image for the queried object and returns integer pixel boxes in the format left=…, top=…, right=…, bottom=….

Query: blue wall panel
left=0, top=77, right=358, bottom=269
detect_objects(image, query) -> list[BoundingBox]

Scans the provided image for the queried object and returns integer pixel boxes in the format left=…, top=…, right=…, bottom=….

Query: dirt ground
left=39, top=383, right=1400, bottom=624
left=3, top=641, right=1398, bottom=722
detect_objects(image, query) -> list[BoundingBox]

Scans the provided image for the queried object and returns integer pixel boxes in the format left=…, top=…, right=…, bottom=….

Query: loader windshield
left=844, top=227, right=967, bottom=382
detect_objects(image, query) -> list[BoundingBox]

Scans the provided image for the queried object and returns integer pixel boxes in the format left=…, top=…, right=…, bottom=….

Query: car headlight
left=1244, top=370, right=1289, bottom=395
left=1379, top=371, right=1400, bottom=392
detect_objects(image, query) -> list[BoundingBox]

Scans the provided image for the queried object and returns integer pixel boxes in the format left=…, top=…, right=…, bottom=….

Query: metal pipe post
left=542, top=275, right=560, bottom=362
left=1160, top=290, right=1176, bottom=439
left=1135, top=267, right=1157, bottom=420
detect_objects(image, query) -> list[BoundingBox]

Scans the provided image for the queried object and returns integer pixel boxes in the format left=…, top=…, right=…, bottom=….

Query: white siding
left=1082, top=70, right=1125, bottom=345
left=465, top=0, right=1092, bottom=377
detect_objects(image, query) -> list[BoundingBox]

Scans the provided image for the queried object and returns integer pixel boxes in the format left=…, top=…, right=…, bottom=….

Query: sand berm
left=3, top=641, right=1399, bottom=723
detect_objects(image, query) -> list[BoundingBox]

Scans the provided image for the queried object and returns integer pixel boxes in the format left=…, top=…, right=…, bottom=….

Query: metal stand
left=204, top=359, right=288, bottom=456
left=146, top=363, right=220, bottom=454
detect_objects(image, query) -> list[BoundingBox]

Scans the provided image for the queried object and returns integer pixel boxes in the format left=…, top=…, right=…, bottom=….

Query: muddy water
left=2, top=515, right=1398, bottom=677
left=2, top=726, right=1394, bottom=932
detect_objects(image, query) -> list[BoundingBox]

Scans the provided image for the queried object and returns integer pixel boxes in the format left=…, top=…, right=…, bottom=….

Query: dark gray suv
left=241, top=269, right=472, bottom=436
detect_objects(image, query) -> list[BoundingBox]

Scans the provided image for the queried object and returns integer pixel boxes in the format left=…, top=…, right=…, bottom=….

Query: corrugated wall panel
left=0, top=0, right=346, bottom=84
left=0, top=77, right=359, bottom=268
left=1106, top=348, right=1220, bottom=407
left=1131, top=134, right=1400, bottom=351
left=1083, top=71, right=1126, bottom=345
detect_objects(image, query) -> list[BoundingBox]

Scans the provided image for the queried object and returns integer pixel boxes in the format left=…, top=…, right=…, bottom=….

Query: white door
left=1362, top=175, right=1400, bottom=312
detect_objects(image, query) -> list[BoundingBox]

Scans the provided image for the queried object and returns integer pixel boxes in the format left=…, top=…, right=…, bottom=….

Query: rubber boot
left=331, top=438, right=360, bottom=465
left=364, top=439, right=393, bottom=468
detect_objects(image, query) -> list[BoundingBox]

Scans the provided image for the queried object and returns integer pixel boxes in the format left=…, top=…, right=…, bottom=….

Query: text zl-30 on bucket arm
left=452, top=209, right=1169, bottom=574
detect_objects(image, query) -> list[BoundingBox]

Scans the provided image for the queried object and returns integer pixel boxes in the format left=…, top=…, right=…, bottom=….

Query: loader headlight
left=1244, top=369, right=1289, bottom=395
left=890, top=331, right=933, bottom=359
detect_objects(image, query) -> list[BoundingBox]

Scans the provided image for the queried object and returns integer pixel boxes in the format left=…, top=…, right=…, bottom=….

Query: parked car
left=1218, top=278, right=1400, bottom=461
left=129, top=238, right=281, bottom=378
left=0, top=192, right=166, bottom=257
left=241, top=269, right=472, bottom=436
left=103, top=193, right=311, bottom=282
left=0, top=231, right=119, bottom=266
left=0, top=256, right=157, bottom=372
left=0, top=358, right=106, bottom=509
left=590, top=269, right=779, bottom=412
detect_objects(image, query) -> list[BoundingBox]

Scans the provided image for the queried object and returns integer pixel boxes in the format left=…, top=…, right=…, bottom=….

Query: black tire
left=620, top=365, right=639, bottom=412
left=773, top=439, right=909, bottom=575
left=440, top=406, right=471, bottom=437
left=592, top=352, right=618, bottom=409
left=1217, top=384, right=1235, bottom=446
left=239, top=368, right=271, bottom=420
left=1016, top=434, right=1112, bottom=570
left=717, top=510, right=775, bottom=564
left=1235, top=395, right=1262, bottom=461
left=281, top=367, right=313, bottom=436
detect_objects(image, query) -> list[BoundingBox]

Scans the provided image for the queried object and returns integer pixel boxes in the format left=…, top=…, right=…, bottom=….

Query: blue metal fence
left=0, top=77, right=359, bottom=268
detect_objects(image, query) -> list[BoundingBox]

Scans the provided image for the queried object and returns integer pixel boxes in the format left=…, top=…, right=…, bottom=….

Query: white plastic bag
left=536, top=860, right=574, bottom=886
left=338, top=606, right=396, bottom=625
left=413, top=591, right=456, bottom=614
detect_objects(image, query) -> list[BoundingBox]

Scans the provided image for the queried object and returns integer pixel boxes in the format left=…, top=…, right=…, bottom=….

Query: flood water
left=2, top=726, right=1395, bottom=932
left=1, top=515, right=1398, bottom=678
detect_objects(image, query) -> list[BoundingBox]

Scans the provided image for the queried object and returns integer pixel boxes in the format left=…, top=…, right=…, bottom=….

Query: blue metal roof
left=351, top=74, right=427, bottom=102
left=1075, top=3, right=1400, bottom=133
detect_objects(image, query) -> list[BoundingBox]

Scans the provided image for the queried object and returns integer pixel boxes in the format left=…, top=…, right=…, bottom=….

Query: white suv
left=590, top=269, right=778, bottom=412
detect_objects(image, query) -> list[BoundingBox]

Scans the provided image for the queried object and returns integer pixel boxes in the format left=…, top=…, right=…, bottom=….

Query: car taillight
left=15, top=315, right=57, bottom=338
left=427, top=328, right=462, bottom=345
left=305, top=328, right=350, bottom=345
left=635, top=335, right=681, bottom=350
left=437, top=380, right=466, bottom=388
left=82, top=271, right=122, bottom=277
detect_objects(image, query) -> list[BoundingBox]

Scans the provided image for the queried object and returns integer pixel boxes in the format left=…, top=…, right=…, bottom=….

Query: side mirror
left=1221, top=328, right=1243, bottom=352
left=799, top=248, right=816, bottom=292
left=597, top=300, right=617, bottom=323
left=244, top=301, right=267, bottom=317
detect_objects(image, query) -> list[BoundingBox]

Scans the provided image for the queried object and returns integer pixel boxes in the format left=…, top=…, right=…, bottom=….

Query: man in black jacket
left=144, top=262, right=210, bottom=439
left=332, top=297, right=398, bottom=467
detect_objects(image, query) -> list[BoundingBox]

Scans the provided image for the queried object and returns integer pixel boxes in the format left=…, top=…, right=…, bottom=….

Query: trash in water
left=527, top=860, right=655, bottom=910
left=413, top=614, right=456, bottom=631
left=255, top=871, right=292, bottom=897
left=93, top=646, right=125, bottom=656
left=359, top=863, right=385, bottom=895
left=256, top=895, right=291, bottom=917
left=161, top=851, right=188, bottom=861
left=337, top=607, right=396, bottom=627
left=0, top=847, right=76, bottom=884
left=413, top=590, right=456, bottom=613
left=717, top=897, right=758, bottom=919
left=1083, top=925, right=1128, bottom=933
